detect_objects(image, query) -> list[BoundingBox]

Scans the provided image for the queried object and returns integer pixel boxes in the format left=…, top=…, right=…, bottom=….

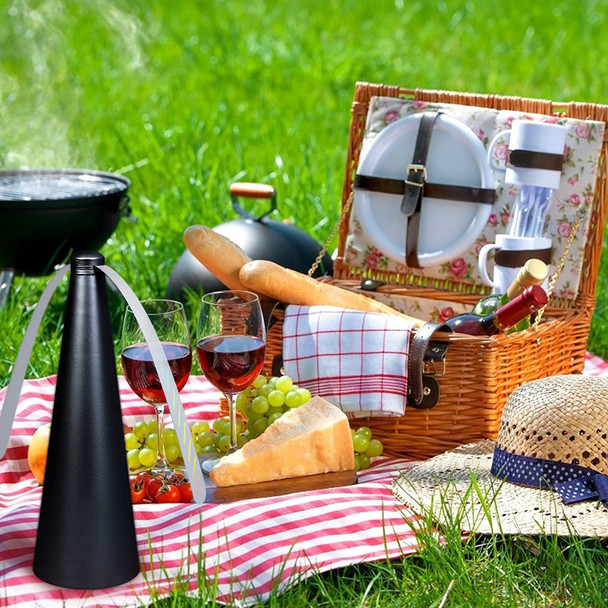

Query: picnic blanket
left=1, top=352, right=607, bottom=607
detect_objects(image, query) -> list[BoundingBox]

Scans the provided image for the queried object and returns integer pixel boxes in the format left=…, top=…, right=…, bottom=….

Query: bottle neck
left=494, top=285, right=548, bottom=331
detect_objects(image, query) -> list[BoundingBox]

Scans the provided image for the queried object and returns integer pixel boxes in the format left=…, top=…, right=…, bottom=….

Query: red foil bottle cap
left=496, top=285, right=548, bottom=330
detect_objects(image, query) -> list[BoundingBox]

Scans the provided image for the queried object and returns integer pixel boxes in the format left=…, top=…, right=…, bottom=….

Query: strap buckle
left=423, top=359, right=447, bottom=377
left=404, top=164, right=428, bottom=187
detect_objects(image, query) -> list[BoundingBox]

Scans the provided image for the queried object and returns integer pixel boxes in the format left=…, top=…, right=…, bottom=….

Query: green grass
left=2, top=0, right=608, bottom=605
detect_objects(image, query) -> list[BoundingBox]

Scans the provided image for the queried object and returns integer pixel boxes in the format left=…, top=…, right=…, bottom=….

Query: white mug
left=478, top=234, right=551, bottom=294
left=487, top=120, right=567, bottom=189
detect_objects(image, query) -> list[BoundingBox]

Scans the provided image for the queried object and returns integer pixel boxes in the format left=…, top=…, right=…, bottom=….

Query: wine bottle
left=472, top=259, right=549, bottom=332
left=445, top=285, right=547, bottom=336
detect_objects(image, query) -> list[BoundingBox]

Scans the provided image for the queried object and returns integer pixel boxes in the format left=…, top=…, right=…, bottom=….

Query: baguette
left=183, top=225, right=252, bottom=292
left=239, top=260, right=425, bottom=328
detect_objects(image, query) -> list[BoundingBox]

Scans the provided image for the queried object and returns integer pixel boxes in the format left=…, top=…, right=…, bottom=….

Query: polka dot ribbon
left=491, top=446, right=608, bottom=505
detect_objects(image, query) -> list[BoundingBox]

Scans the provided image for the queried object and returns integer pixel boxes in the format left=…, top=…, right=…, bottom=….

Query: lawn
left=2, top=0, right=608, bottom=605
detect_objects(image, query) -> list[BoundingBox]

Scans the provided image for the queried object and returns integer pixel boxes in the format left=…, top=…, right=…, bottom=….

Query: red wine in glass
left=196, top=335, right=265, bottom=394
left=122, top=342, right=192, bottom=404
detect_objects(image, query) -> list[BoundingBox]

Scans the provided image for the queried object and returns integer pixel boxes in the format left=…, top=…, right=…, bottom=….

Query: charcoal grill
left=0, top=169, right=132, bottom=307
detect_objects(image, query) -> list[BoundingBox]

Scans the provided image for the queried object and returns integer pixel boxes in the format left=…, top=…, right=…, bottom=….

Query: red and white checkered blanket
left=1, top=352, right=607, bottom=607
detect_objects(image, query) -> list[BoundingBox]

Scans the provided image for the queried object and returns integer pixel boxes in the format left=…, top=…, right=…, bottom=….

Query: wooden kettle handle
left=229, top=182, right=276, bottom=200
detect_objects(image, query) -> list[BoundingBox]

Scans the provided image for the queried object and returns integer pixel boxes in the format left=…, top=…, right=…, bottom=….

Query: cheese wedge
left=210, top=396, right=355, bottom=487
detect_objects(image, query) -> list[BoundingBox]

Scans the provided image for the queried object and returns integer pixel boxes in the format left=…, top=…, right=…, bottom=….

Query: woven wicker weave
left=264, top=83, right=608, bottom=460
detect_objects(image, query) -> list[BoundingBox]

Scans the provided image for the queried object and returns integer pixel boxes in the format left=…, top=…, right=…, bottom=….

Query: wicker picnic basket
left=262, top=82, right=608, bottom=460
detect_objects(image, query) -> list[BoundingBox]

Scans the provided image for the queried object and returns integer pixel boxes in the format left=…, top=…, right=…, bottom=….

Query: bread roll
left=183, top=225, right=252, bottom=292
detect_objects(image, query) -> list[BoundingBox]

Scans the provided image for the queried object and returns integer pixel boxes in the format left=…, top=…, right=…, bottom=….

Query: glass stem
left=226, top=393, right=238, bottom=453
left=154, top=403, right=167, bottom=468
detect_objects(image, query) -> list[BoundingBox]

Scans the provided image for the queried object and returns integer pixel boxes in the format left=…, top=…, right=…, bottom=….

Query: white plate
left=354, top=113, right=494, bottom=267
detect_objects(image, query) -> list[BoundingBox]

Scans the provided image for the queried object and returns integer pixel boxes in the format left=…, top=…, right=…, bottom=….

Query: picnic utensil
left=0, top=169, right=133, bottom=309
left=167, top=182, right=333, bottom=298
left=0, top=251, right=206, bottom=589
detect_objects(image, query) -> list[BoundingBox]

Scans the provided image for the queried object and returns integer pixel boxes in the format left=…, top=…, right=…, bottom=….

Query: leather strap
left=508, top=149, right=564, bottom=172
left=408, top=321, right=452, bottom=409
left=400, top=113, right=439, bottom=216
left=495, top=247, right=553, bottom=268
left=400, top=113, right=440, bottom=268
left=354, top=174, right=495, bottom=204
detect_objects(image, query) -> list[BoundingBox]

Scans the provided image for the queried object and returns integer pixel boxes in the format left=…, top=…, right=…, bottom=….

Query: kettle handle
left=230, top=182, right=277, bottom=221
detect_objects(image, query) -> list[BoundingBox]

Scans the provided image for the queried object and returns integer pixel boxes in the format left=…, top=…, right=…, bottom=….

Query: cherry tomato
left=145, top=476, right=163, bottom=501
left=130, top=476, right=145, bottom=504
left=166, top=472, right=193, bottom=503
left=168, top=472, right=186, bottom=485
left=155, top=483, right=181, bottom=503
left=178, top=481, right=193, bottom=503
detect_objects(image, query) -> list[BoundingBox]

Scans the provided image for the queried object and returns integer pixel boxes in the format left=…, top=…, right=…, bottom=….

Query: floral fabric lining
left=344, top=97, right=605, bottom=300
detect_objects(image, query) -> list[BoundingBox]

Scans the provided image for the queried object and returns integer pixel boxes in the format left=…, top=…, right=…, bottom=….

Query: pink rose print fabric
left=344, top=97, right=605, bottom=300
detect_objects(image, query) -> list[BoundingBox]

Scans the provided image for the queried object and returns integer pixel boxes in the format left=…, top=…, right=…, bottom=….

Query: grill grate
left=0, top=173, right=125, bottom=201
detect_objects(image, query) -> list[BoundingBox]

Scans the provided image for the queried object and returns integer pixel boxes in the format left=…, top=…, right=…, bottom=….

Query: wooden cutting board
left=203, top=469, right=358, bottom=503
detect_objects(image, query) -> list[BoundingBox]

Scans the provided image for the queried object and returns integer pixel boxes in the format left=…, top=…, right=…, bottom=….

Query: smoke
left=0, top=0, right=148, bottom=168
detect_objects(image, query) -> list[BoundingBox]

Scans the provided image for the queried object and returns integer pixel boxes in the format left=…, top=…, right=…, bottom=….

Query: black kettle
left=167, top=183, right=333, bottom=298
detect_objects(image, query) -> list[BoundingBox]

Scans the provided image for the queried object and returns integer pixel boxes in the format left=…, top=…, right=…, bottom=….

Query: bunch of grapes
left=351, top=426, right=384, bottom=471
left=124, top=421, right=182, bottom=471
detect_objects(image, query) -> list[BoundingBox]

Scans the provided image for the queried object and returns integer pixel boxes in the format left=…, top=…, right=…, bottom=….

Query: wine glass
left=196, top=290, right=266, bottom=466
left=121, top=299, right=192, bottom=475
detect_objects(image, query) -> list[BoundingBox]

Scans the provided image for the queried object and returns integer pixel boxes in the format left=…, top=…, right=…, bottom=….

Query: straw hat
left=393, top=375, right=608, bottom=536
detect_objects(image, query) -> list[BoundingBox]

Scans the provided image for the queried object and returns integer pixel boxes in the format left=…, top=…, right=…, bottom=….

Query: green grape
left=353, top=434, right=370, bottom=453
left=146, top=420, right=157, bottom=435
left=284, top=390, right=302, bottom=408
left=138, top=448, right=156, bottom=468
left=258, top=384, right=274, bottom=399
left=354, top=454, right=363, bottom=472
left=246, top=418, right=260, bottom=436
left=201, top=444, right=218, bottom=454
left=235, top=419, right=246, bottom=434
left=356, top=426, right=372, bottom=440
left=236, top=433, right=248, bottom=448
left=192, top=421, right=210, bottom=436
left=365, top=439, right=384, bottom=458
left=358, top=453, right=371, bottom=470
left=133, top=421, right=149, bottom=440
left=244, top=404, right=264, bottom=421
left=296, top=388, right=311, bottom=403
left=253, top=417, right=269, bottom=435
left=252, top=375, right=267, bottom=389
left=236, top=392, right=250, bottom=412
left=124, top=433, right=140, bottom=451
left=268, top=411, right=283, bottom=424
left=350, top=429, right=357, bottom=439
left=242, top=386, right=254, bottom=398
left=126, top=448, right=141, bottom=469
left=213, top=418, right=229, bottom=434
left=276, top=375, right=293, bottom=393
left=164, top=428, right=179, bottom=447
left=252, top=396, right=270, bottom=414
left=268, top=376, right=280, bottom=388
left=197, top=431, right=215, bottom=448
left=218, top=435, right=231, bottom=453
left=145, top=433, right=158, bottom=451
left=213, top=433, right=223, bottom=448
left=165, top=444, right=180, bottom=463
left=268, top=390, right=285, bottom=407
left=267, top=405, right=283, bottom=416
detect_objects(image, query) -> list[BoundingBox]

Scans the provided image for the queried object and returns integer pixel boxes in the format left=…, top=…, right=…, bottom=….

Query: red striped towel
left=282, top=305, right=415, bottom=417
left=0, top=374, right=421, bottom=607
